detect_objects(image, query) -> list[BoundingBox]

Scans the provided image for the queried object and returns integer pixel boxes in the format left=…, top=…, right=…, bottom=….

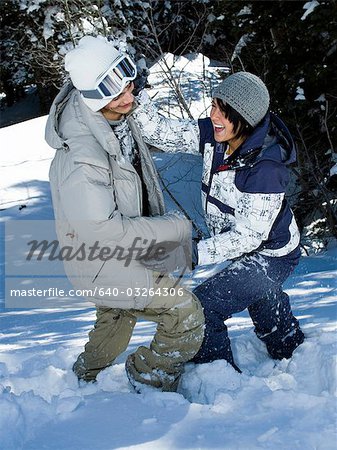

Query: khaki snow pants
left=73, top=274, right=204, bottom=391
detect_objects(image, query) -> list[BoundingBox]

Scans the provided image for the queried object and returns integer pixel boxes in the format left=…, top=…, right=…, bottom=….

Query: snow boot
left=263, top=327, right=305, bottom=360
left=125, top=353, right=181, bottom=392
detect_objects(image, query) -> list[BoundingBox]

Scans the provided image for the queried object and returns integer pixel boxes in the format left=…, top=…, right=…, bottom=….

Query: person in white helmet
left=45, top=35, right=204, bottom=392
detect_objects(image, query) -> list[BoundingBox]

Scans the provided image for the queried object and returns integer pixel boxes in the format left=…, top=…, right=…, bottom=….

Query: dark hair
left=215, top=98, right=254, bottom=140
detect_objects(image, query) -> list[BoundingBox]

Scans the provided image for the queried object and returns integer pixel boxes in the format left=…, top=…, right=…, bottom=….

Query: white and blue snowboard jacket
left=132, top=92, right=300, bottom=266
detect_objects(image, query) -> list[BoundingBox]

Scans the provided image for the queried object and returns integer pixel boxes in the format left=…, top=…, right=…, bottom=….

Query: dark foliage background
left=1, top=0, right=336, bottom=249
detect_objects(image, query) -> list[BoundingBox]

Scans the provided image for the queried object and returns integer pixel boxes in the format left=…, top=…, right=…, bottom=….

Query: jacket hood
left=240, top=112, right=297, bottom=166
left=45, top=82, right=125, bottom=159
left=45, top=82, right=75, bottom=149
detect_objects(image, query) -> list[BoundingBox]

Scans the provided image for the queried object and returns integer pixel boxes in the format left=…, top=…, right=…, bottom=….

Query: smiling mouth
left=213, top=124, right=225, bottom=133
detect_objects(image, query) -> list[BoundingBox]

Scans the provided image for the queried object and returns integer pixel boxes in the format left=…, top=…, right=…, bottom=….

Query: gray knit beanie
left=212, top=72, right=270, bottom=127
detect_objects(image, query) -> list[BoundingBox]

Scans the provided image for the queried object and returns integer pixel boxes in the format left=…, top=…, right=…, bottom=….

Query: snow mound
left=180, top=360, right=242, bottom=404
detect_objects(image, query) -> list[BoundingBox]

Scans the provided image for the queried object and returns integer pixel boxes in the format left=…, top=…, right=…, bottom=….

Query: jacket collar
left=74, top=90, right=121, bottom=157
left=45, top=82, right=124, bottom=158
left=214, top=112, right=296, bottom=172
left=239, top=113, right=271, bottom=156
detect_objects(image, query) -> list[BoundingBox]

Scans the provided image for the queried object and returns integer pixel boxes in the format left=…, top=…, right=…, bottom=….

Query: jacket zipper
left=134, top=171, right=142, bottom=216
left=205, top=143, right=226, bottom=213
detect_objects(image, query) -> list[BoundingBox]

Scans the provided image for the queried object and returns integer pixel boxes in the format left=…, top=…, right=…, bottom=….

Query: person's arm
left=59, top=163, right=191, bottom=250
left=197, top=161, right=289, bottom=265
left=132, top=90, right=200, bottom=154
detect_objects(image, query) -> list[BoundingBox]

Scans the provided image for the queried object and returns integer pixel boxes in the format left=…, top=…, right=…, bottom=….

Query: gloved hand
left=139, top=240, right=190, bottom=274
left=133, top=56, right=150, bottom=96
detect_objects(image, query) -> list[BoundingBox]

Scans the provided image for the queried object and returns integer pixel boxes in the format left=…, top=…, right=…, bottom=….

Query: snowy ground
left=1, top=88, right=337, bottom=448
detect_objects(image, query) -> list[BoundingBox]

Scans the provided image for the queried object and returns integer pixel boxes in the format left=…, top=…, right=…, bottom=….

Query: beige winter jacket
left=45, top=83, right=190, bottom=309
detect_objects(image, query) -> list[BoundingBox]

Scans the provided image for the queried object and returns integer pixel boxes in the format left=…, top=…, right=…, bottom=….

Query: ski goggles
left=80, top=54, right=137, bottom=100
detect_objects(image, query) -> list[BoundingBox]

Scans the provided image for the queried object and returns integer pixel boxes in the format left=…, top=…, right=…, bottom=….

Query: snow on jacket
left=45, top=83, right=191, bottom=309
left=132, top=91, right=300, bottom=265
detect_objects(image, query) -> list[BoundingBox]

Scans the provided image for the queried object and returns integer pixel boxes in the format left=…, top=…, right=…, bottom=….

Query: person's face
left=210, top=98, right=237, bottom=143
left=101, top=82, right=135, bottom=120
